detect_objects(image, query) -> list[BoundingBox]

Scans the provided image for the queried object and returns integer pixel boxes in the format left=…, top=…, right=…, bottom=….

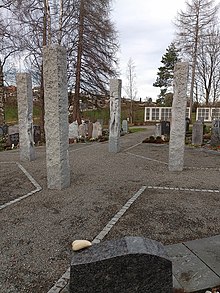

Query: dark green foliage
left=156, top=92, right=174, bottom=107
left=153, top=43, right=181, bottom=98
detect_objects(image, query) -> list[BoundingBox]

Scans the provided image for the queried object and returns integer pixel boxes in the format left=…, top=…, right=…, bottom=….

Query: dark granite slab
left=70, top=236, right=172, bottom=293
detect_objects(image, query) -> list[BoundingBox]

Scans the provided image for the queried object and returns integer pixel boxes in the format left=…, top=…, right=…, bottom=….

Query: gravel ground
left=0, top=126, right=220, bottom=293
left=0, top=163, right=35, bottom=205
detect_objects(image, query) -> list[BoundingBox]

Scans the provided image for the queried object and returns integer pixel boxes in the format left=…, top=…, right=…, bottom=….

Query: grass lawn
left=129, top=127, right=147, bottom=133
left=5, top=104, right=41, bottom=125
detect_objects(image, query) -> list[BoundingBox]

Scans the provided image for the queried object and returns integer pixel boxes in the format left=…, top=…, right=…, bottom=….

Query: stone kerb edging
left=47, top=186, right=147, bottom=293
left=125, top=150, right=220, bottom=171
left=0, top=162, right=42, bottom=211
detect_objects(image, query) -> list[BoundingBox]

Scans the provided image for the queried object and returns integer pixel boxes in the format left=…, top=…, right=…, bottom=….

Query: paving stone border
left=185, top=166, right=220, bottom=171
left=47, top=186, right=147, bottom=293
left=123, top=142, right=142, bottom=152
left=146, top=185, right=219, bottom=193
left=47, top=181, right=220, bottom=293
left=92, top=186, right=147, bottom=244
left=126, top=151, right=220, bottom=171
left=0, top=161, right=42, bottom=210
left=126, top=151, right=168, bottom=165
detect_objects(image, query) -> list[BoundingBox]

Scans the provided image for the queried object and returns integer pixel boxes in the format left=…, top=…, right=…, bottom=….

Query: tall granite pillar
left=16, top=73, right=35, bottom=161
left=108, top=79, right=122, bottom=153
left=168, top=62, right=189, bottom=171
left=43, top=45, right=70, bottom=189
left=0, top=67, right=5, bottom=125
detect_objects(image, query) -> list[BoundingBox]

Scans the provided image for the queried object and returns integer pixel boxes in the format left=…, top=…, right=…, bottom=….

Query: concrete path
left=166, top=235, right=220, bottom=292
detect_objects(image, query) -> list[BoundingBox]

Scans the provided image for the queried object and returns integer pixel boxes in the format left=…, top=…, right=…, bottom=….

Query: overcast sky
left=111, top=0, right=187, bottom=101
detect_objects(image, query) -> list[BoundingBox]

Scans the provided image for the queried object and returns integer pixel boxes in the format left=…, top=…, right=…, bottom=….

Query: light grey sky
left=111, top=0, right=187, bottom=101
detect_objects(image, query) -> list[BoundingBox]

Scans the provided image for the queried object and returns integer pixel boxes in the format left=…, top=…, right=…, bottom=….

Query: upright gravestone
left=211, top=119, right=220, bottom=146
left=108, top=79, right=122, bottom=153
left=122, top=119, right=128, bottom=133
left=185, top=118, right=190, bottom=133
left=155, top=123, right=162, bottom=137
left=87, top=122, right=93, bottom=139
left=161, top=121, right=170, bottom=136
left=192, top=120, right=203, bottom=146
left=33, top=125, right=41, bottom=145
left=69, top=121, right=79, bottom=140
left=8, top=124, right=19, bottom=135
left=43, top=45, right=70, bottom=189
left=97, top=119, right=104, bottom=128
left=16, top=73, right=35, bottom=161
left=169, top=62, right=189, bottom=171
left=9, top=133, right=19, bottom=147
left=2, top=124, right=8, bottom=135
left=70, top=236, right=172, bottom=293
left=78, top=123, right=86, bottom=138
left=92, top=121, right=102, bottom=139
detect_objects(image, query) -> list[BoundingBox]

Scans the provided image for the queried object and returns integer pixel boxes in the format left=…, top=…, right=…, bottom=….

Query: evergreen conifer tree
left=153, top=43, right=181, bottom=101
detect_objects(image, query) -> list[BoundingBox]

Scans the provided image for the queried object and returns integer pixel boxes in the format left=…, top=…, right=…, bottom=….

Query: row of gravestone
left=154, top=119, right=220, bottom=146
left=0, top=119, right=129, bottom=146
left=69, top=119, right=129, bottom=140
left=192, top=119, right=220, bottom=146
left=155, top=119, right=191, bottom=137
left=69, top=121, right=102, bottom=140
left=0, top=124, right=41, bottom=147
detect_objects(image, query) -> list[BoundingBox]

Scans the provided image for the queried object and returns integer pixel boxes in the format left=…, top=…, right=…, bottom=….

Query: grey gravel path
left=0, top=126, right=220, bottom=293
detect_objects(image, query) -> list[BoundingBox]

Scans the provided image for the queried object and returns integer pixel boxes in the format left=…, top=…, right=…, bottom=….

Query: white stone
left=72, top=240, right=92, bottom=251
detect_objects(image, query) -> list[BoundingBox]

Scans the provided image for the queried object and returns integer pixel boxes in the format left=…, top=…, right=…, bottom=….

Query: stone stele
left=192, top=120, right=203, bottom=146
left=169, top=62, right=189, bottom=171
left=43, top=45, right=70, bottom=189
left=69, top=236, right=172, bottom=293
left=16, top=73, right=35, bottom=161
left=108, top=79, right=122, bottom=153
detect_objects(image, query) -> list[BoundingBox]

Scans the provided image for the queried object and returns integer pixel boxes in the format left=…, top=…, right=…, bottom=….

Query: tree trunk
left=58, top=0, right=64, bottom=45
left=189, top=16, right=199, bottom=121
left=72, top=0, right=84, bottom=125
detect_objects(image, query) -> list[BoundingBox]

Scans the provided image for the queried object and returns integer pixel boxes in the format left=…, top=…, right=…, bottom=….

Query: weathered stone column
left=108, top=79, right=122, bottom=153
left=16, top=73, right=35, bottom=161
left=0, top=63, right=5, bottom=125
left=43, top=45, right=70, bottom=189
left=168, top=62, right=189, bottom=171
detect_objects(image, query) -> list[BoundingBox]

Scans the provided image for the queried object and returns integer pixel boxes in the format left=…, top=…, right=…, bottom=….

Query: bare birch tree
left=0, top=8, right=21, bottom=124
left=174, top=0, right=219, bottom=114
left=2, top=0, right=118, bottom=126
left=124, top=58, right=137, bottom=124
